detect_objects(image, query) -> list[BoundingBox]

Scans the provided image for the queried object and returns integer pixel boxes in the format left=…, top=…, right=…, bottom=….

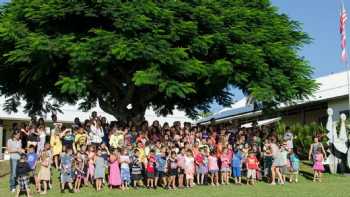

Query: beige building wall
left=281, top=106, right=327, bottom=125
left=328, top=97, right=349, bottom=119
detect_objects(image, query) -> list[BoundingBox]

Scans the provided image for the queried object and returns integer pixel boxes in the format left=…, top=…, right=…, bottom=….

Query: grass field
left=0, top=160, right=10, bottom=177
left=1, top=162, right=349, bottom=197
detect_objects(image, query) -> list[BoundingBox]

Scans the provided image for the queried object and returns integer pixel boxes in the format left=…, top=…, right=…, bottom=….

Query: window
left=339, top=110, right=350, bottom=117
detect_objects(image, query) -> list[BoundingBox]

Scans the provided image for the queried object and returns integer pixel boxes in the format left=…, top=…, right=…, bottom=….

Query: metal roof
left=197, top=70, right=350, bottom=124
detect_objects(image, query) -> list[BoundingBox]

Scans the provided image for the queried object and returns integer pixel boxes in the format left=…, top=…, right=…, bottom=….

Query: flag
left=340, top=4, right=348, bottom=62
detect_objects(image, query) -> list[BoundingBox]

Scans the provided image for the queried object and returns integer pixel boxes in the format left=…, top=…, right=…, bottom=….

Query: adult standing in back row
left=283, top=126, right=294, bottom=151
left=7, top=131, right=23, bottom=192
left=89, top=119, right=104, bottom=146
left=308, top=135, right=326, bottom=163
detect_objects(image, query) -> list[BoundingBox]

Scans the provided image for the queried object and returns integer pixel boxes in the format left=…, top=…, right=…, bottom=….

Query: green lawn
left=1, top=163, right=349, bottom=197
left=0, top=160, right=10, bottom=177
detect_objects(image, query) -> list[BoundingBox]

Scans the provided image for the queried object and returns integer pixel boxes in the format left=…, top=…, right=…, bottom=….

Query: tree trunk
left=96, top=80, right=151, bottom=125
left=98, top=98, right=147, bottom=125
left=110, top=108, right=146, bottom=124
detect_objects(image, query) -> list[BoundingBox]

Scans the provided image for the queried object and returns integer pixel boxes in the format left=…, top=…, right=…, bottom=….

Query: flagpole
left=341, top=0, right=350, bottom=174
left=342, top=61, right=350, bottom=119
left=340, top=0, right=350, bottom=115
left=337, top=0, right=348, bottom=174
left=340, top=0, right=350, bottom=117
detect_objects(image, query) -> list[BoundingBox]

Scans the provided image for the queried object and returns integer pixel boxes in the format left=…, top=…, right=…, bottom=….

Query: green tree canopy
left=0, top=0, right=317, bottom=122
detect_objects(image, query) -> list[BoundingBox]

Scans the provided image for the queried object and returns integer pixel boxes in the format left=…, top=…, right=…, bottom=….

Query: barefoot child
left=176, top=148, right=186, bottom=189
left=202, top=148, right=209, bottom=185
left=86, top=146, right=96, bottom=185
left=313, top=148, right=325, bottom=182
left=195, top=148, right=206, bottom=185
left=119, top=148, right=131, bottom=190
left=208, top=151, right=219, bottom=186
left=220, top=148, right=231, bottom=185
left=37, top=151, right=51, bottom=194
left=76, top=145, right=88, bottom=188
left=43, top=143, right=53, bottom=190
left=131, top=149, right=143, bottom=189
left=95, top=149, right=107, bottom=191
left=289, top=151, right=300, bottom=183
left=74, top=152, right=85, bottom=192
left=184, top=149, right=195, bottom=188
left=231, top=147, right=243, bottom=184
left=16, top=154, right=32, bottom=197
left=108, top=150, right=121, bottom=189
left=167, top=151, right=178, bottom=189
left=60, top=148, right=74, bottom=193
left=146, top=150, right=156, bottom=189
left=155, top=147, right=168, bottom=188
left=246, top=152, right=259, bottom=185
left=26, top=145, right=39, bottom=192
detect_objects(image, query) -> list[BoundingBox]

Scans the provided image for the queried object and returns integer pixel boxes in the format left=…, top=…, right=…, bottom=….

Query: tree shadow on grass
left=299, top=170, right=314, bottom=180
left=300, top=161, right=315, bottom=180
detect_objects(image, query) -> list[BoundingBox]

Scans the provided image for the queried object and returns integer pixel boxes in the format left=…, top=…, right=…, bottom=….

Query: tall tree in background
left=0, top=0, right=317, bottom=122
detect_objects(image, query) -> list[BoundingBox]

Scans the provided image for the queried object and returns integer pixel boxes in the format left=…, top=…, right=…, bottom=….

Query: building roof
left=0, top=97, right=192, bottom=125
left=240, top=117, right=282, bottom=128
left=197, top=70, right=350, bottom=124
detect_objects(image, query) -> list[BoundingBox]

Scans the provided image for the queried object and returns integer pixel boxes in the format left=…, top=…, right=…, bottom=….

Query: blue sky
left=0, top=0, right=347, bottom=111
left=271, top=0, right=346, bottom=77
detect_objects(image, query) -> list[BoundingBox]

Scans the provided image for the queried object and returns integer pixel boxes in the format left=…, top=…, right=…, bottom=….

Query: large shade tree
left=0, top=0, right=317, bottom=123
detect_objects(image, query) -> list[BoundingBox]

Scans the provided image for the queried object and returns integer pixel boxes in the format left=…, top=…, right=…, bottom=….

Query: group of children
left=11, top=114, right=326, bottom=197
left=15, top=144, right=52, bottom=197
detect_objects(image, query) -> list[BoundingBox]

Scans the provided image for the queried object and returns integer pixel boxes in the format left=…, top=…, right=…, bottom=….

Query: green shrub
left=276, top=122, right=326, bottom=158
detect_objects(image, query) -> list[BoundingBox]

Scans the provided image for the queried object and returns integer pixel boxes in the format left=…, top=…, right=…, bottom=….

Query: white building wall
left=0, top=96, right=193, bottom=125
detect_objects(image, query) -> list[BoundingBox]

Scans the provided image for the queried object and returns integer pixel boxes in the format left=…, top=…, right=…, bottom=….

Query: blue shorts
left=121, top=168, right=131, bottom=183
left=232, top=167, right=241, bottom=177
left=209, top=169, right=219, bottom=174
left=156, top=170, right=166, bottom=178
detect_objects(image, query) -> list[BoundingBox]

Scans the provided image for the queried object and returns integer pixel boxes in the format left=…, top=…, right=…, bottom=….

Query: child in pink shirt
left=313, top=148, right=325, bottom=182
left=184, top=150, right=195, bottom=188
left=220, top=148, right=230, bottom=185
left=176, top=148, right=185, bottom=188
left=208, top=151, right=219, bottom=186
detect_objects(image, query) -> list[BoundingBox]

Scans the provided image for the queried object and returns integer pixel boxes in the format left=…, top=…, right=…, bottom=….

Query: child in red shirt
left=146, top=150, right=156, bottom=188
left=246, top=152, right=259, bottom=185
left=195, top=149, right=205, bottom=185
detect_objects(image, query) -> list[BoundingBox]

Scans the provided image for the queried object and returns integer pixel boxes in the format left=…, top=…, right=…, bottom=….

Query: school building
left=196, top=71, right=350, bottom=128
